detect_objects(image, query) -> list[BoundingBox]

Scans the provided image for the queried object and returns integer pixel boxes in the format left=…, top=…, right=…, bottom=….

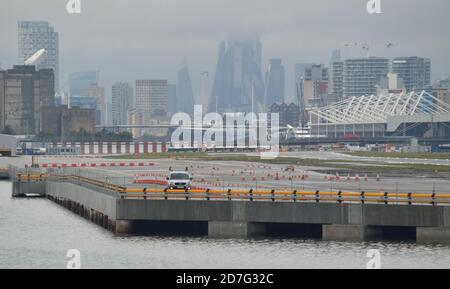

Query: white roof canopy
left=310, top=91, right=450, bottom=125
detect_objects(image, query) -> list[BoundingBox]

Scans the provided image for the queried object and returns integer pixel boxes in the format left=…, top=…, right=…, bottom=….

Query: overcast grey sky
left=1, top=0, right=449, bottom=103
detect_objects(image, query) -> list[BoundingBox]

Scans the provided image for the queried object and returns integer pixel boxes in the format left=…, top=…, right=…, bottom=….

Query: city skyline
left=0, top=0, right=449, bottom=105
left=3, top=0, right=450, bottom=272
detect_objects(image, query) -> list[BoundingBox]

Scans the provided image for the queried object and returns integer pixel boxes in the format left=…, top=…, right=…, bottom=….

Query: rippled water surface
left=1, top=181, right=450, bottom=269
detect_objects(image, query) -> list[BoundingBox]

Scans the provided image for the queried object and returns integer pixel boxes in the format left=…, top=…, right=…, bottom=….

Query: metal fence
left=10, top=166, right=450, bottom=206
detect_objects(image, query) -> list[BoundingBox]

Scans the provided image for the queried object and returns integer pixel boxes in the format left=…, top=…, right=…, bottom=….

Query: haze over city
left=1, top=0, right=450, bottom=104
left=4, top=0, right=450, bottom=271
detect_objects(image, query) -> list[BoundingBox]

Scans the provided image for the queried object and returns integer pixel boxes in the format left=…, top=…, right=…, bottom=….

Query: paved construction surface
left=250, top=151, right=450, bottom=166
left=3, top=154, right=450, bottom=194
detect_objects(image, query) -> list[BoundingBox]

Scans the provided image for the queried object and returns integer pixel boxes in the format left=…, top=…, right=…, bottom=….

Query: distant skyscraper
left=177, top=64, right=195, bottom=115
left=112, top=82, right=133, bottom=126
left=83, top=83, right=106, bottom=125
left=18, top=21, right=59, bottom=92
left=343, top=57, right=390, bottom=96
left=209, top=34, right=265, bottom=113
left=168, top=84, right=177, bottom=114
left=300, top=64, right=329, bottom=107
left=69, top=71, right=99, bottom=97
left=392, top=57, right=431, bottom=92
left=294, top=63, right=314, bottom=83
left=264, top=58, right=285, bottom=108
left=330, top=61, right=344, bottom=99
left=330, top=49, right=341, bottom=64
left=135, top=80, right=168, bottom=116
left=304, top=65, right=329, bottom=81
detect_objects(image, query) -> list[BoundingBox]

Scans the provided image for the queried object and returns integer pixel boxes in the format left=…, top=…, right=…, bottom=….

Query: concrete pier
left=208, top=221, right=266, bottom=238
left=115, top=220, right=134, bottom=235
left=323, top=225, right=383, bottom=242
left=12, top=181, right=46, bottom=197
left=417, top=227, right=450, bottom=244
left=5, top=178, right=449, bottom=243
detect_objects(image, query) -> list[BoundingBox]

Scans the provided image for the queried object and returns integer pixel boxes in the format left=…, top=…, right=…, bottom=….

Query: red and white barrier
left=46, top=142, right=169, bottom=155
left=38, top=162, right=155, bottom=168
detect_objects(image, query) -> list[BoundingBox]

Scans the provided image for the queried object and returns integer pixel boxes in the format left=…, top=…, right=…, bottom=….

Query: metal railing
left=17, top=168, right=450, bottom=206
left=118, top=188, right=450, bottom=206
left=9, top=165, right=44, bottom=182
left=16, top=173, right=48, bottom=182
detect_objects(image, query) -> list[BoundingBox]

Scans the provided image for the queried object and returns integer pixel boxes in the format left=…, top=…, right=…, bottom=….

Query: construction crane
left=25, top=49, right=46, bottom=65
left=360, top=42, right=394, bottom=57
left=339, top=42, right=394, bottom=58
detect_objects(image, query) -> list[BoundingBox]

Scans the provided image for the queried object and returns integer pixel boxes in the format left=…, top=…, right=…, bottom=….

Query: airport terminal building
left=309, top=91, right=450, bottom=139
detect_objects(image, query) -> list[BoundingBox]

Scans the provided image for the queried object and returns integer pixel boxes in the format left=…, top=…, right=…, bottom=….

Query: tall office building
left=294, top=63, right=314, bottom=83
left=177, top=64, right=195, bottom=115
left=392, top=57, right=431, bottom=92
left=112, top=82, right=134, bottom=126
left=167, top=84, right=177, bottom=114
left=343, top=57, right=390, bottom=96
left=330, top=61, right=344, bottom=99
left=264, top=58, right=285, bottom=108
left=330, top=49, right=341, bottom=64
left=209, top=34, right=265, bottom=113
left=69, top=71, right=99, bottom=97
left=0, top=65, right=54, bottom=135
left=300, top=64, right=329, bottom=108
left=304, top=65, right=328, bottom=81
left=135, top=80, right=168, bottom=116
left=83, top=83, right=106, bottom=125
left=18, top=21, right=59, bottom=92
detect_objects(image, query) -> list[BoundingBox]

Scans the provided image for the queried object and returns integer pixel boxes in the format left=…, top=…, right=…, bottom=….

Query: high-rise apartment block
left=300, top=64, right=329, bottom=108
left=18, top=21, right=59, bottom=92
left=330, top=61, right=344, bottom=100
left=392, top=57, right=431, bottom=92
left=135, top=80, right=168, bottom=116
left=343, top=57, right=390, bottom=96
left=112, top=82, right=134, bottom=126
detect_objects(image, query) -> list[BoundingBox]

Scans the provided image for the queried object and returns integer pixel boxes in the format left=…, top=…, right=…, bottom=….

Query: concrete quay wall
left=43, top=181, right=450, bottom=243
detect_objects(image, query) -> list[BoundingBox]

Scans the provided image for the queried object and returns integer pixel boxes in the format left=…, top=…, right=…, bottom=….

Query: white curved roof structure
left=24, top=49, right=46, bottom=65
left=310, top=91, right=450, bottom=124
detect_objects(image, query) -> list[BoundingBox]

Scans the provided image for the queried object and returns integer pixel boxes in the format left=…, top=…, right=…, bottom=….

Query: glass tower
left=18, top=21, right=59, bottom=92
